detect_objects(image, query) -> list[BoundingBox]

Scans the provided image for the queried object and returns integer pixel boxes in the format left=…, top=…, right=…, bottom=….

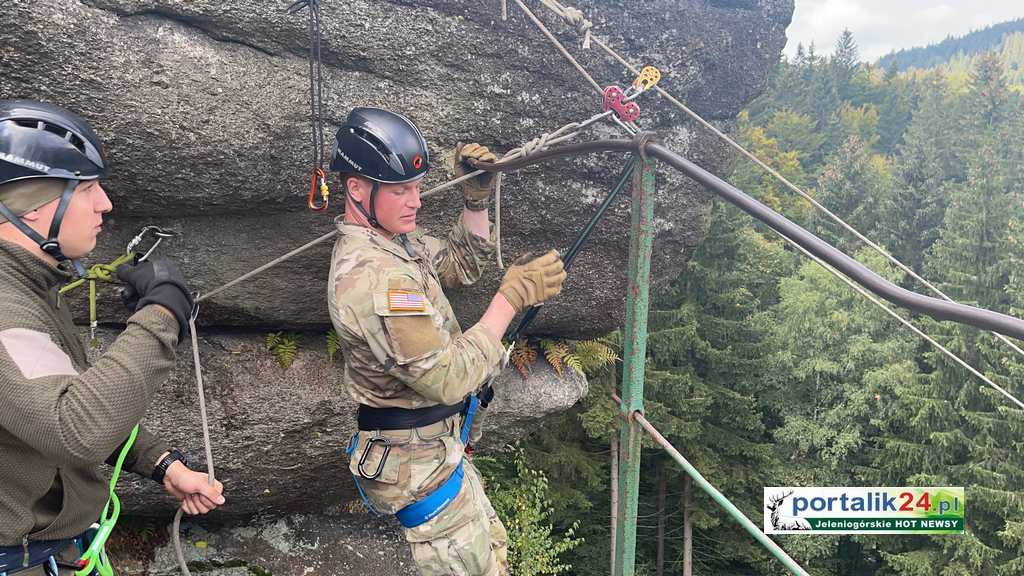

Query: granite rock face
left=93, top=329, right=586, bottom=518
left=2, top=0, right=792, bottom=338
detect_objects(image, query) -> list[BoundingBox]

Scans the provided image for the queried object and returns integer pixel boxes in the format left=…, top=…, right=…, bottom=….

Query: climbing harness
left=393, top=391, right=477, bottom=528
left=287, top=0, right=330, bottom=212
left=0, top=431, right=146, bottom=576
left=346, top=395, right=480, bottom=528
left=59, top=226, right=176, bottom=347
left=0, top=539, right=73, bottom=576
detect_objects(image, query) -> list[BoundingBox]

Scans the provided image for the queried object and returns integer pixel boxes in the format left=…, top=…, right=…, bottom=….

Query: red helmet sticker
left=412, top=155, right=423, bottom=170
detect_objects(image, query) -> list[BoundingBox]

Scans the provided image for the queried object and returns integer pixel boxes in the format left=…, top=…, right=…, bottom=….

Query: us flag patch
left=387, top=289, right=426, bottom=312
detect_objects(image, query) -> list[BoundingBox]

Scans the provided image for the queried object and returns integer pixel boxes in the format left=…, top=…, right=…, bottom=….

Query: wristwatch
left=152, top=448, right=188, bottom=484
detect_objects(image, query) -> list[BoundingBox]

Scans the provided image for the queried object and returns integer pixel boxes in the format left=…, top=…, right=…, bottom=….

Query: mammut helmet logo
left=335, top=149, right=363, bottom=172
left=412, top=155, right=423, bottom=170
left=0, top=151, right=50, bottom=173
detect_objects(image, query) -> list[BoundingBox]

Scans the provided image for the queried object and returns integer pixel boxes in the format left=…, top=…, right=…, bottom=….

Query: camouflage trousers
left=349, top=414, right=508, bottom=576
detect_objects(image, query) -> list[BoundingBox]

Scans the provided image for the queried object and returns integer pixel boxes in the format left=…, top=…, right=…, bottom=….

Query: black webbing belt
left=357, top=402, right=465, bottom=431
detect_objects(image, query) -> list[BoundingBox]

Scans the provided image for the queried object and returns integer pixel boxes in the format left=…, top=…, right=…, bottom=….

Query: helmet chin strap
left=350, top=180, right=395, bottom=235
left=0, top=179, right=86, bottom=276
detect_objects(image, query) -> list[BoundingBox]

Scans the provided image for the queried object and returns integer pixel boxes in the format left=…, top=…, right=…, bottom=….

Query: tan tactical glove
left=454, top=142, right=498, bottom=211
left=498, top=250, right=568, bottom=312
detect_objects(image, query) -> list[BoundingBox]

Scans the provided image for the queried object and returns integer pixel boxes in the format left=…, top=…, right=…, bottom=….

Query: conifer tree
left=879, top=55, right=1024, bottom=574
left=888, top=73, right=960, bottom=271
left=813, top=134, right=894, bottom=255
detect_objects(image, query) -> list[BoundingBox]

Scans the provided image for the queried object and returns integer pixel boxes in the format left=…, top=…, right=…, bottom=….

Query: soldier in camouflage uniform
left=327, top=108, right=567, bottom=575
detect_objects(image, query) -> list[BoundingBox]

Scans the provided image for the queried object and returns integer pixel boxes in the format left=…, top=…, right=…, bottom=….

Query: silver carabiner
left=126, top=226, right=177, bottom=262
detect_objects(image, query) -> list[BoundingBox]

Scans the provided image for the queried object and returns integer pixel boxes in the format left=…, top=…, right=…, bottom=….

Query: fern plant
left=266, top=331, right=300, bottom=369
left=510, top=337, right=619, bottom=380
left=570, top=339, right=619, bottom=374
left=509, top=339, right=537, bottom=380
left=326, top=328, right=342, bottom=363
left=539, top=339, right=570, bottom=377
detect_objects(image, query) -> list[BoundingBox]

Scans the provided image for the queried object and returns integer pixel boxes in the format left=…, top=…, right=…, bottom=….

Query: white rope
left=172, top=308, right=219, bottom=576
left=512, top=0, right=602, bottom=95
left=198, top=116, right=600, bottom=303
left=538, top=0, right=593, bottom=49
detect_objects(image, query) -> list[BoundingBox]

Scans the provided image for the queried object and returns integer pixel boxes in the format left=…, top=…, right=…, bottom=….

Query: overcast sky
left=784, top=1, right=1024, bottom=62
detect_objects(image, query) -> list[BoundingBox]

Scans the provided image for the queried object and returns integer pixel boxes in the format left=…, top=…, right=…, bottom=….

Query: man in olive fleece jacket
left=0, top=100, right=224, bottom=574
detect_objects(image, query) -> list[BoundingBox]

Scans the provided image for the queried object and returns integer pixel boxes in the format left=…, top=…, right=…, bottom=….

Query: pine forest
left=480, top=28, right=1024, bottom=576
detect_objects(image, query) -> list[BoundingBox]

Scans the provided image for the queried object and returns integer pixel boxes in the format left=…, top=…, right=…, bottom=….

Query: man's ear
left=345, top=176, right=366, bottom=203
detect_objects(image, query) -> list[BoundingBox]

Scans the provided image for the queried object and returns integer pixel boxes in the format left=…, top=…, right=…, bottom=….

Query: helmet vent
left=352, top=126, right=388, bottom=158
left=65, top=133, right=86, bottom=154
left=13, top=119, right=88, bottom=154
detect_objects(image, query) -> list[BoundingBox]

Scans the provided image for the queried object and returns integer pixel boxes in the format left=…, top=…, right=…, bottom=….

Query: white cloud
left=784, top=0, right=1024, bottom=61
left=916, top=4, right=955, bottom=24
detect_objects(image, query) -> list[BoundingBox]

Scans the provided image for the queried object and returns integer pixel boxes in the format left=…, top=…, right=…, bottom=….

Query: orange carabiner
left=307, top=167, right=330, bottom=211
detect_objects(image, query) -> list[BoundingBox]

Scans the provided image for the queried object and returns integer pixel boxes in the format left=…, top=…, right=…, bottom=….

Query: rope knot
left=89, top=262, right=120, bottom=282
left=516, top=132, right=554, bottom=157
left=561, top=6, right=593, bottom=48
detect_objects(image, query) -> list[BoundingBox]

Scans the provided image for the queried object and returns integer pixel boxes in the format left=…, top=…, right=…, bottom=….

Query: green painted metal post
left=614, top=159, right=656, bottom=576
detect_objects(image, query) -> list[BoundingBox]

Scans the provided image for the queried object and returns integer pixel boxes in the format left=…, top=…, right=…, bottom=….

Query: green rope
left=75, top=424, right=139, bottom=576
left=60, top=253, right=134, bottom=294
left=60, top=253, right=135, bottom=348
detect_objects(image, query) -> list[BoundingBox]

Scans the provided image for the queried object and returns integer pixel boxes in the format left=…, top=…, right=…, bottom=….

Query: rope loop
left=633, top=132, right=657, bottom=161
left=88, top=263, right=120, bottom=282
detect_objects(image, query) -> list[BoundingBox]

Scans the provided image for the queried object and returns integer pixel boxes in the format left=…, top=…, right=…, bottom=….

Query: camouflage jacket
left=328, top=216, right=504, bottom=410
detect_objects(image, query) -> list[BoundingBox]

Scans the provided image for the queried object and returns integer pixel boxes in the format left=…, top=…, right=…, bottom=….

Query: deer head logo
left=766, top=490, right=810, bottom=531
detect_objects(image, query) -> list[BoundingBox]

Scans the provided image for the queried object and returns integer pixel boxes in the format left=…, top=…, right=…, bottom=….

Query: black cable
left=288, top=0, right=326, bottom=168
left=508, top=154, right=638, bottom=341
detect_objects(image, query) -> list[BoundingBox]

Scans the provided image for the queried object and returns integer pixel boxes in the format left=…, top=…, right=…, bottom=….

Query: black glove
left=116, top=256, right=194, bottom=340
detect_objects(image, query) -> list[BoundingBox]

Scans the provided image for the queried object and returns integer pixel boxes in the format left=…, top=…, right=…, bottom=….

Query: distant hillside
left=878, top=18, right=1024, bottom=71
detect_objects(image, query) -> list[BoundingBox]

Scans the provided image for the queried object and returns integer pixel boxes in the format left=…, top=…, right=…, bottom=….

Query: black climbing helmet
left=0, top=99, right=107, bottom=186
left=0, top=100, right=107, bottom=271
left=330, top=107, right=429, bottom=183
left=330, top=107, right=429, bottom=230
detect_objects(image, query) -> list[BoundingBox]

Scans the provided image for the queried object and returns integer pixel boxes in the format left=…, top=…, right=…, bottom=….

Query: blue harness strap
left=459, top=394, right=479, bottom=445
left=394, top=394, right=479, bottom=528
left=395, top=463, right=465, bottom=528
